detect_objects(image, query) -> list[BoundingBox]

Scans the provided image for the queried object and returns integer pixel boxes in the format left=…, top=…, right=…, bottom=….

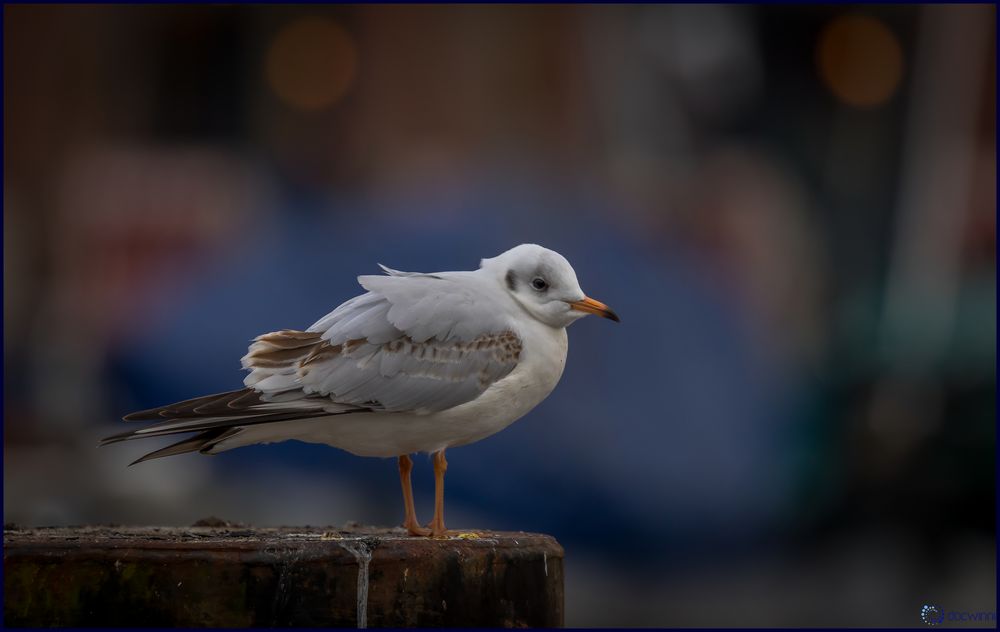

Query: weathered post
left=3, top=524, right=564, bottom=627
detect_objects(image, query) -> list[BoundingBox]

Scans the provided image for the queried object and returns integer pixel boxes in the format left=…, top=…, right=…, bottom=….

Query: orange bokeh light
left=265, top=17, right=358, bottom=111
left=817, top=14, right=904, bottom=108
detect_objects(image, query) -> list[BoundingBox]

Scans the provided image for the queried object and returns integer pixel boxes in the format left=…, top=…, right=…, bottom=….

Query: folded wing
left=249, top=270, right=522, bottom=413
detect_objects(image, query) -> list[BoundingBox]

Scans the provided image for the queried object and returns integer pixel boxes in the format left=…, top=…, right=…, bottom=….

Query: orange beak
left=568, top=296, right=620, bottom=322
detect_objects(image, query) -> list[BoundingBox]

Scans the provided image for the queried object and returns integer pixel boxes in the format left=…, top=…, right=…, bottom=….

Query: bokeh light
left=817, top=13, right=904, bottom=108
left=265, top=17, right=358, bottom=111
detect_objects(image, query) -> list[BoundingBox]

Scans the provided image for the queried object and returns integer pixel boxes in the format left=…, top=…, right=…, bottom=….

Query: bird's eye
left=531, top=277, right=548, bottom=291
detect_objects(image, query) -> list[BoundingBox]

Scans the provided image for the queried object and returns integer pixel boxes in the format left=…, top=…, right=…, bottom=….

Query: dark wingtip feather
left=122, top=410, right=160, bottom=422
left=127, top=428, right=234, bottom=466
left=121, top=389, right=254, bottom=422
left=99, top=430, right=137, bottom=447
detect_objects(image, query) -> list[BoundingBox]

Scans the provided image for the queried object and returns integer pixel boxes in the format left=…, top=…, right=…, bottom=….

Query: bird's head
left=481, top=243, right=620, bottom=328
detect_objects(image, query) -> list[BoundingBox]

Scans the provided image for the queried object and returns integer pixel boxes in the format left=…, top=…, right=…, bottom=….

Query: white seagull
left=102, top=244, right=619, bottom=536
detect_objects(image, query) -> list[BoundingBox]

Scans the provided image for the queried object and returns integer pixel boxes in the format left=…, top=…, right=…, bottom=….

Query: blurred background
left=3, top=4, right=995, bottom=627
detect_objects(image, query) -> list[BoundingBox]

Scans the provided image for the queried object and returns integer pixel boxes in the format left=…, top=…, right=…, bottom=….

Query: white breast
left=437, top=322, right=568, bottom=450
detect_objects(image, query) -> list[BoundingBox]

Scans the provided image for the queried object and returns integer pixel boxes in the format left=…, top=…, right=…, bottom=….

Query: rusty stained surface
left=3, top=524, right=564, bottom=627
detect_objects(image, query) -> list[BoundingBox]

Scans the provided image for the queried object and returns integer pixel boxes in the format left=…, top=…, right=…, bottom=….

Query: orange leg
left=398, top=455, right=430, bottom=536
left=428, top=450, right=449, bottom=537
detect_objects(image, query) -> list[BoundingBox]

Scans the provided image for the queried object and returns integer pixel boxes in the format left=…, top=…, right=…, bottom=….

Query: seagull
left=101, top=244, right=619, bottom=536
